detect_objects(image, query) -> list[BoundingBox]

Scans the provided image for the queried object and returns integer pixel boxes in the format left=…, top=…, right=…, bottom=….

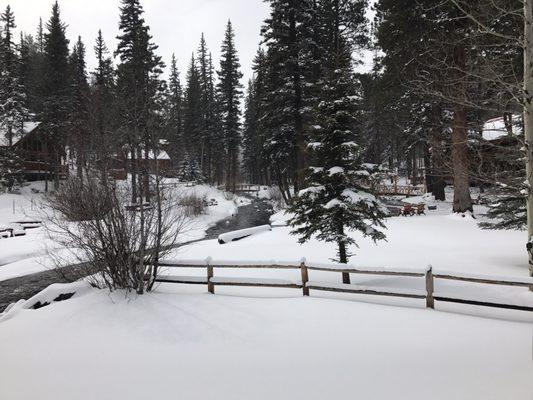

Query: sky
left=0, top=0, right=271, bottom=84
left=0, top=0, right=374, bottom=85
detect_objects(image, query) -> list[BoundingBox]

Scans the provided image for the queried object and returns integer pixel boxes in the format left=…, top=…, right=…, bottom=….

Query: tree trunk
left=289, top=4, right=306, bottom=193
left=429, top=105, right=446, bottom=201
left=524, top=0, right=533, bottom=284
left=452, top=45, right=473, bottom=213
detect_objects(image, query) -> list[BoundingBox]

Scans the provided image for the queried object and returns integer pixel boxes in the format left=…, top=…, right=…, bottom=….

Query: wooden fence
left=375, top=184, right=426, bottom=196
left=154, top=259, right=533, bottom=313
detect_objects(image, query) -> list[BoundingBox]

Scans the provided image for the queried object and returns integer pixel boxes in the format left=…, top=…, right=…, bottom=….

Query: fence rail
left=153, top=259, right=533, bottom=313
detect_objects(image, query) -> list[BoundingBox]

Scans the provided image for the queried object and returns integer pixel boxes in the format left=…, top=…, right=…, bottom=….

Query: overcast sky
left=0, top=0, right=271, bottom=84
left=0, top=0, right=374, bottom=84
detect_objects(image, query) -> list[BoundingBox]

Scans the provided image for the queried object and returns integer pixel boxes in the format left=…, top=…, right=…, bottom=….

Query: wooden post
left=426, top=265, right=434, bottom=309
left=300, top=259, right=309, bottom=296
left=207, top=261, right=214, bottom=294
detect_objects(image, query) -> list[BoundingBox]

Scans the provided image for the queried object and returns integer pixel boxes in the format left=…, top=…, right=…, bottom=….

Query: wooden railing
left=375, top=184, right=426, bottom=196
left=154, top=259, right=533, bottom=313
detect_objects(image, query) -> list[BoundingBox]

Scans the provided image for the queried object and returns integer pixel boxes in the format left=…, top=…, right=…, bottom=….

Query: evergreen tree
left=183, top=54, right=202, bottom=162
left=0, top=5, right=28, bottom=148
left=68, top=36, right=90, bottom=178
left=260, top=0, right=321, bottom=198
left=0, top=146, right=24, bottom=191
left=42, top=1, right=70, bottom=189
left=177, top=155, right=205, bottom=184
left=165, top=53, right=183, bottom=166
left=115, top=0, right=164, bottom=202
left=216, top=20, right=243, bottom=192
left=91, top=30, right=116, bottom=181
left=290, top=0, right=386, bottom=280
left=196, top=34, right=219, bottom=182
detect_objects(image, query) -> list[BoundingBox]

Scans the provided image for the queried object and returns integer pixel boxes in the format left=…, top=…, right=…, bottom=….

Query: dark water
left=203, top=197, right=274, bottom=240
left=0, top=197, right=274, bottom=312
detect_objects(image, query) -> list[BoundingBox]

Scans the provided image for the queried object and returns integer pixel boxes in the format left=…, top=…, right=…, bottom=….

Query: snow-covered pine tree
left=216, top=20, right=243, bottom=192
left=260, top=0, right=321, bottom=199
left=242, top=79, right=260, bottom=184
left=0, top=5, right=28, bottom=148
left=290, top=2, right=386, bottom=283
left=480, top=129, right=526, bottom=231
left=196, top=34, right=217, bottom=180
left=0, top=146, right=24, bottom=191
left=177, top=155, right=205, bottom=184
left=42, top=1, right=70, bottom=190
left=183, top=54, right=203, bottom=163
left=165, top=54, right=183, bottom=167
left=68, top=36, right=90, bottom=179
left=115, top=0, right=164, bottom=202
left=91, top=30, right=116, bottom=181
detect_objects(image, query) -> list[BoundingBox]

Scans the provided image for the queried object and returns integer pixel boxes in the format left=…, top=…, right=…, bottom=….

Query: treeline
left=366, top=0, right=524, bottom=221
left=0, top=0, right=244, bottom=199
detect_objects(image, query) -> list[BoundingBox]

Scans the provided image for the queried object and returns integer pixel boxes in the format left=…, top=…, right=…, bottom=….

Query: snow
left=0, top=286, right=531, bottom=400
left=307, top=280, right=427, bottom=297
left=0, top=121, right=40, bottom=147
left=159, top=203, right=533, bottom=315
left=0, top=181, right=247, bottom=281
left=327, top=166, right=344, bottom=175
left=210, top=277, right=300, bottom=286
left=218, top=224, right=272, bottom=244
left=482, top=116, right=521, bottom=141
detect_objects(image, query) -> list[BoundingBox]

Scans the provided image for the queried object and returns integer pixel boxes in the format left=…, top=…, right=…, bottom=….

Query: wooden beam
left=434, top=296, right=533, bottom=312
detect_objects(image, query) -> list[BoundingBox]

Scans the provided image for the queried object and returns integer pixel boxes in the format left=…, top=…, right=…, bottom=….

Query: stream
left=0, top=197, right=274, bottom=312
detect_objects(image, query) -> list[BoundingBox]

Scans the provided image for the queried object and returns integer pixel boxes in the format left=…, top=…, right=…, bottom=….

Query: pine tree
left=177, top=155, right=205, bottom=184
left=68, top=36, right=90, bottom=178
left=115, top=0, right=164, bottom=202
left=290, top=0, right=386, bottom=281
left=42, top=1, right=70, bottom=189
left=0, top=5, right=28, bottom=148
left=196, top=34, right=219, bottom=182
left=216, top=20, right=243, bottom=192
left=260, top=0, right=320, bottom=198
left=0, top=146, right=24, bottom=191
left=183, top=54, right=202, bottom=163
left=165, top=53, right=183, bottom=166
left=91, top=30, right=116, bottom=181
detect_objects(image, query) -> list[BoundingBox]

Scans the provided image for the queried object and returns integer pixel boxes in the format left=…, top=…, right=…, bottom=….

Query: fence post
left=300, top=258, right=309, bottom=296
left=425, top=265, right=434, bottom=309
left=206, top=257, right=214, bottom=294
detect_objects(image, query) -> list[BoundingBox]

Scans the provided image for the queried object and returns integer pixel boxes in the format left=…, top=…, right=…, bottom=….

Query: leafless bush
left=267, top=187, right=285, bottom=209
left=45, top=176, right=189, bottom=294
left=47, top=178, right=113, bottom=221
left=223, top=191, right=236, bottom=201
left=178, top=192, right=207, bottom=216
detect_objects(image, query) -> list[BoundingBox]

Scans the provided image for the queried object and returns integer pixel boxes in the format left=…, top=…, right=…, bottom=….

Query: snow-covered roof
left=482, top=116, right=521, bottom=141
left=0, top=121, right=41, bottom=147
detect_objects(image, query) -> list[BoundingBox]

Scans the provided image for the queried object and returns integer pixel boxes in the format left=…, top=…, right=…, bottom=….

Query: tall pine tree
left=290, top=0, right=386, bottom=280
left=216, top=20, right=243, bottom=192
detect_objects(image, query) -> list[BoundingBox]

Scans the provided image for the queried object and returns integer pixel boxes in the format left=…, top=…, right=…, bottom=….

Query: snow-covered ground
left=1, top=185, right=532, bottom=400
left=0, top=181, right=246, bottom=281
left=0, top=285, right=531, bottom=400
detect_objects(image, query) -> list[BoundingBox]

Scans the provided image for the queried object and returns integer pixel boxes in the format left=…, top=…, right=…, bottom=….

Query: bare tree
left=44, top=175, right=189, bottom=294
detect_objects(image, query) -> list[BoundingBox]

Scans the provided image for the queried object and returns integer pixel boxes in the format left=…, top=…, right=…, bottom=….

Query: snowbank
left=0, top=285, right=531, bottom=400
left=218, top=225, right=272, bottom=244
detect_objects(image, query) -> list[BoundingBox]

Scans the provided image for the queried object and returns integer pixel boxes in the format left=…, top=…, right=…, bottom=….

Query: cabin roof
left=0, top=121, right=41, bottom=147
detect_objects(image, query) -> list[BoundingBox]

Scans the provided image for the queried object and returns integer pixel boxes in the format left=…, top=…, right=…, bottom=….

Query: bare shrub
left=178, top=192, right=207, bottom=217
left=223, top=191, right=236, bottom=201
left=45, top=176, right=189, bottom=294
left=267, top=187, right=285, bottom=209
left=47, top=178, right=113, bottom=221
